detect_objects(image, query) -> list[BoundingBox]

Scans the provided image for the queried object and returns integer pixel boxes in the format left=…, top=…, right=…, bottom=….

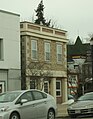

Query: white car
left=67, top=92, right=93, bottom=118
left=0, top=89, right=57, bottom=119
left=62, top=95, right=74, bottom=105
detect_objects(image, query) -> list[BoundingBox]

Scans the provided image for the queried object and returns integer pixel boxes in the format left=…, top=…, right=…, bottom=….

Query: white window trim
left=56, top=43, right=62, bottom=64
left=0, top=82, right=5, bottom=93
left=31, top=40, right=38, bottom=60
left=0, top=38, right=4, bottom=60
left=56, top=80, right=61, bottom=97
left=44, top=42, right=50, bottom=62
left=44, top=81, right=49, bottom=93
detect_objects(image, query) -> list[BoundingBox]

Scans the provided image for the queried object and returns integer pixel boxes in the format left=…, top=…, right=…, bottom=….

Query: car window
left=78, top=93, right=93, bottom=101
left=0, top=92, right=21, bottom=102
left=21, top=91, right=33, bottom=101
left=32, top=91, right=46, bottom=100
left=43, top=93, right=47, bottom=98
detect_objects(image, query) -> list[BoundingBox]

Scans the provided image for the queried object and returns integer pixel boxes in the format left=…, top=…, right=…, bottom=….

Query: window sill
left=57, top=62, right=62, bottom=65
left=45, top=60, right=51, bottom=63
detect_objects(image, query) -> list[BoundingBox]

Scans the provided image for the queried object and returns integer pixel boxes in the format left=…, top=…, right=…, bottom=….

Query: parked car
left=62, top=95, right=74, bottom=105
left=68, top=95, right=74, bottom=100
left=68, top=95, right=75, bottom=105
left=67, top=92, right=93, bottom=118
left=0, top=89, right=57, bottom=119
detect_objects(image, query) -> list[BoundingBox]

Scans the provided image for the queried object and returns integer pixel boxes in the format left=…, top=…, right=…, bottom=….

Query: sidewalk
left=56, top=103, right=69, bottom=118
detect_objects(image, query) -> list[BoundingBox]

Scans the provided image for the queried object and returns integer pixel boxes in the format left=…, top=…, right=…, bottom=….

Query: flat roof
left=0, top=9, right=20, bottom=17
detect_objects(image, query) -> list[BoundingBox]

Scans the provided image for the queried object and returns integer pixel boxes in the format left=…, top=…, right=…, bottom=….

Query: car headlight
left=0, top=106, right=9, bottom=112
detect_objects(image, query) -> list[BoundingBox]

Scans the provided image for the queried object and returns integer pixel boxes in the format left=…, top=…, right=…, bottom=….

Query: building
left=0, top=10, right=21, bottom=92
left=67, top=36, right=91, bottom=97
left=82, top=39, right=92, bottom=93
left=20, top=21, right=68, bottom=103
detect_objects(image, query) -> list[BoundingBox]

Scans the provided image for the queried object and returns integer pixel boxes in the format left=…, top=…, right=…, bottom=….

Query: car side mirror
left=20, top=99, right=28, bottom=105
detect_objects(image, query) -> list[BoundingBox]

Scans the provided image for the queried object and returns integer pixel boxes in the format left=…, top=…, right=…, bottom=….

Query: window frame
left=31, top=40, right=38, bottom=60
left=44, top=42, right=50, bottom=61
left=56, top=43, right=62, bottom=63
left=44, top=81, right=49, bottom=93
left=0, top=38, right=4, bottom=60
left=56, top=80, right=61, bottom=97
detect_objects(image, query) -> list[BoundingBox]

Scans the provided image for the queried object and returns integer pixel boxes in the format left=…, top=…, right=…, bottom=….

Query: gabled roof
left=75, top=36, right=82, bottom=46
left=67, top=36, right=90, bottom=61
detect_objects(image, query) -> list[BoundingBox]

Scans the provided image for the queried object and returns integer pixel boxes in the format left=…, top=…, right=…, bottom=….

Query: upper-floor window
left=0, top=39, right=3, bottom=60
left=56, top=43, right=62, bottom=63
left=45, top=42, right=50, bottom=61
left=31, top=40, right=37, bottom=60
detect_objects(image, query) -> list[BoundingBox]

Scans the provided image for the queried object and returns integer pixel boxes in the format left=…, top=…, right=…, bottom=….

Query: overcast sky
left=0, top=0, right=93, bottom=42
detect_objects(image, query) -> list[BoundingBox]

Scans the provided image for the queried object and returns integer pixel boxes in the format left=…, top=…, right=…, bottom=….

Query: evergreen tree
left=35, top=0, right=51, bottom=27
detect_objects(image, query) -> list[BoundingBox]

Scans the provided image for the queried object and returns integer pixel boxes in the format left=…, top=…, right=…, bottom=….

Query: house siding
left=0, top=10, right=21, bottom=92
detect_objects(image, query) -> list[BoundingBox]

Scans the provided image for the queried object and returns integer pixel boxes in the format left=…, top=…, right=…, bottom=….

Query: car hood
left=0, top=102, right=13, bottom=108
left=70, top=100, right=93, bottom=109
left=63, top=99, right=74, bottom=105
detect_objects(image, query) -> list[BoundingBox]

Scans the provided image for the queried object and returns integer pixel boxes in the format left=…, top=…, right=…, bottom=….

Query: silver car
left=0, top=89, right=56, bottom=119
left=67, top=92, right=93, bottom=118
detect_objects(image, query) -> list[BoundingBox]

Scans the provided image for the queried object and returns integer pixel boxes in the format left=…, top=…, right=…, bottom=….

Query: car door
left=32, top=91, right=48, bottom=119
left=16, top=91, right=36, bottom=119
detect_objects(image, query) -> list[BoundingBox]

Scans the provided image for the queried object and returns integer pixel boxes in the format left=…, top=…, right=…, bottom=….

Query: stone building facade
left=20, top=21, right=68, bottom=103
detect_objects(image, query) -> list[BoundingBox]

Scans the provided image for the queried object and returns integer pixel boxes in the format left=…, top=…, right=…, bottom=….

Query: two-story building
left=20, top=21, right=68, bottom=103
left=0, top=10, right=21, bottom=92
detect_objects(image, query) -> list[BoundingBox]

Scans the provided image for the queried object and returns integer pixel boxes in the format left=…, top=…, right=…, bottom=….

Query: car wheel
left=10, top=112, right=20, bottom=119
left=47, top=109, right=55, bottom=119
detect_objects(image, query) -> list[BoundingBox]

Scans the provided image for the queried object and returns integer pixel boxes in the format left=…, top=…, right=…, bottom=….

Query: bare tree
left=26, top=61, right=52, bottom=90
left=85, top=33, right=93, bottom=43
left=68, top=39, right=75, bottom=45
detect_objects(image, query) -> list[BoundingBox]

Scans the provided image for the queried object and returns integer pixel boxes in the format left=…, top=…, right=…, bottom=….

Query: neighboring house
left=0, top=10, right=21, bottom=92
left=82, top=40, right=92, bottom=93
left=67, top=36, right=90, bottom=97
left=20, top=21, right=68, bottom=104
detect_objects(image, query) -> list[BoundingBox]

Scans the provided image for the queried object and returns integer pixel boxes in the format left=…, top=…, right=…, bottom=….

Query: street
left=56, top=115, right=93, bottom=119
left=56, top=118, right=93, bottom=119
left=56, top=117, right=93, bottom=119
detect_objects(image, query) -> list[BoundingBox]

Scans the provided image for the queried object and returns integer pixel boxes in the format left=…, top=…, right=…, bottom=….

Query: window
left=32, top=91, right=46, bottom=100
left=30, top=79, right=35, bottom=89
left=68, top=75, right=77, bottom=87
left=31, top=40, right=37, bottom=60
left=0, top=39, right=3, bottom=60
left=56, top=80, right=61, bottom=96
left=45, top=42, right=50, bottom=61
left=20, top=91, right=33, bottom=101
left=56, top=44, right=62, bottom=63
left=44, top=81, right=49, bottom=93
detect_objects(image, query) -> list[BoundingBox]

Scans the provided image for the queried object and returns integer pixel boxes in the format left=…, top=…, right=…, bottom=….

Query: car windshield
left=78, top=93, right=93, bottom=101
left=0, top=92, right=22, bottom=102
